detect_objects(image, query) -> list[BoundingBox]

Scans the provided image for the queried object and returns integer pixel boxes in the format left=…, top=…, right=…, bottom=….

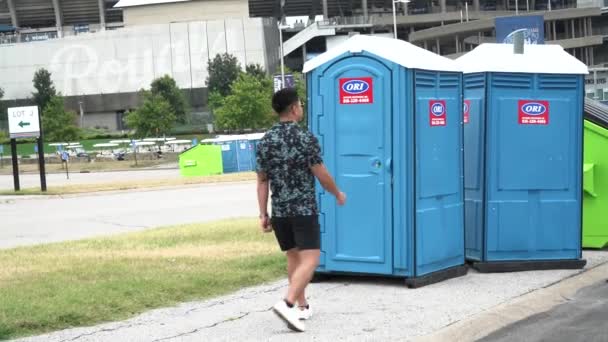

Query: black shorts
left=271, top=215, right=320, bottom=251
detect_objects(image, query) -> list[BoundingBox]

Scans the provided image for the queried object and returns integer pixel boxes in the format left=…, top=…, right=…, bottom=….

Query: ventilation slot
left=465, top=73, right=485, bottom=89
left=491, top=74, right=532, bottom=89
left=415, top=71, right=436, bottom=88
left=439, top=73, right=459, bottom=88
left=538, top=75, right=578, bottom=90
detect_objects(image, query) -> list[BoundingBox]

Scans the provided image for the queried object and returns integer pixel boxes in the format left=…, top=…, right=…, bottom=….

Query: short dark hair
left=272, top=88, right=299, bottom=116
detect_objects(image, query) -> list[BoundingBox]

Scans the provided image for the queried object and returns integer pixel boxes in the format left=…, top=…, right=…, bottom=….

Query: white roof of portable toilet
left=302, top=35, right=461, bottom=73
left=456, top=43, right=588, bottom=75
left=246, top=133, right=265, bottom=140
left=202, top=133, right=264, bottom=143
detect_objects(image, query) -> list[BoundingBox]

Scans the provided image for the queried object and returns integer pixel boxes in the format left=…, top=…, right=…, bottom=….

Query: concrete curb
left=414, top=260, right=608, bottom=342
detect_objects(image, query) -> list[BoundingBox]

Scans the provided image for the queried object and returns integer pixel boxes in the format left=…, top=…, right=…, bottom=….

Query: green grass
left=0, top=218, right=284, bottom=340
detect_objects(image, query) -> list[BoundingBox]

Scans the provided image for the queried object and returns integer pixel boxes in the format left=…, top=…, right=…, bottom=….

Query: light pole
left=278, top=0, right=286, bottom=89
left=392, top=0, right=411, bottom=39
left=78, top=100, right=84, bottom=128
left=278, top=22, right=290, bottom=90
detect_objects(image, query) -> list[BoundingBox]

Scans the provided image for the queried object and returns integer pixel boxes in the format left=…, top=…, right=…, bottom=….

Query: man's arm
left=257, top=171, right=271, bottom=230
left=311, top=164, right=346, bottom=205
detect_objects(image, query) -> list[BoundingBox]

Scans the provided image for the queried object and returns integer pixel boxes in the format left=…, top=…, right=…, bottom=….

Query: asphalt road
left=480, top=279, right=608, bottom=342
left=0, top=181, right=257, bottom=249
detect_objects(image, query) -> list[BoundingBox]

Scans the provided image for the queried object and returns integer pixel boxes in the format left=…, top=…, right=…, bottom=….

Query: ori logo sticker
left=519, top=100, right=549, bottom=125
left=342, top=80, right=370, bottom=94
left=429, top=100, right=447, bottom=126
left=463, top=100, right=471, bottom=124
left=339, top=77, right=373, bottom=104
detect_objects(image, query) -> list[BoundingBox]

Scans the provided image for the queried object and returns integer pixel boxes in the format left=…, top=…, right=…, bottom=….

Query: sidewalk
left=12, top=251, right=608, bottom=342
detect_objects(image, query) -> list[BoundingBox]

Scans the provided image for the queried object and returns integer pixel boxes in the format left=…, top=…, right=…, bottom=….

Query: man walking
left=256, top=88, right=346, bottom=332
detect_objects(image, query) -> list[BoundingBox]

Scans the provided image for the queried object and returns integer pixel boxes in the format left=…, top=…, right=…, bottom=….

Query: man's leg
left=286, top=249, right=307, bottom=306
left=285, top=249, right=320, bottom=305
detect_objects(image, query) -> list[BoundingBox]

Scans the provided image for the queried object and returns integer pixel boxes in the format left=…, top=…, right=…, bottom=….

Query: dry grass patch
left=0, top=172, right=256, bottom=195
left=0, top=160, right=170, bottom=175
left=0, top=218, right=284, bottom=340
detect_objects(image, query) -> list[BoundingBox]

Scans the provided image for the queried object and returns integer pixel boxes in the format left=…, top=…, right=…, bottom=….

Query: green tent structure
left=179, top=144, right=223, bottom=177
left=583, top=99, right=608, bottom=249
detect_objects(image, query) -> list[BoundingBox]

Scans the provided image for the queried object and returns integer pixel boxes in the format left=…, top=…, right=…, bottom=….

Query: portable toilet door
left=236, top=139, right=254, bottom=172
left=218, top=139, right=238, bottom=173
left=309, top=51, right=395, bottom=277
left=304, top=35, right=467, bottom=287
left=247, top=133, right=265, bottom=170
left=412, top=70, right=466, bottom=281
left=457, top=43, right=588, bottom=272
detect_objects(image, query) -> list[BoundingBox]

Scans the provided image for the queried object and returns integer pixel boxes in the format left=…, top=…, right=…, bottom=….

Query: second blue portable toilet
left=456, top=43, right=588, bottom=272
left=303, top=35, right=467, bottom=288
left=208, top=136, right=255, bottom=173
left=236, top=138, right=254, bottom=172
left=214, top=137, right=239, bottom=173
left=247, top=133, right=265, bottom=170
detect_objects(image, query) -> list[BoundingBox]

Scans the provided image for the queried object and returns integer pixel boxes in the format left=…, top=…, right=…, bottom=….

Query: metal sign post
left=10, top=138, right=19, bottom=191
left=7, top=106, right=45, bottom=192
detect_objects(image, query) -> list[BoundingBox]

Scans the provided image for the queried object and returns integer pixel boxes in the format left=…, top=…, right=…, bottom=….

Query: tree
left=206, top=53, right=241, bottom=97
left=246, top=64, right=272, bottom=91
left=214, top=73, right=273, bottom=130
left=292, top=71, right=306, bottom=112
left=293, top=72, right=307, bottom=126
left=150, top=75, right=189, bottom=124
left=32, top=68, right=57, bottom=114
left=41, top=96, right=80, bottom=142
left=124, top=91, right=176, bottom=138
left=246, top=64, right=267, bottom=81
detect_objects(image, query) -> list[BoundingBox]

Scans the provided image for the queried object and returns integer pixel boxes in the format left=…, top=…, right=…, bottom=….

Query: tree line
left=0, top=53, right=304, bottom=143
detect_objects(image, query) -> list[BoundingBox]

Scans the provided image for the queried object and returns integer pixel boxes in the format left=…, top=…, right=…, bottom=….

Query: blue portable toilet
left=236, top=138, right=254, bottom=172
left=247, top=133, right=265, bottom=170
left=216, top=138, right=239, bottom=173
left=304, top=35, right=467, bottom=288
left=456, top=43, right=588, bottom=272
left=202, top=137, right=237, bottom=173
left=206, top=135, right=255, bottom=173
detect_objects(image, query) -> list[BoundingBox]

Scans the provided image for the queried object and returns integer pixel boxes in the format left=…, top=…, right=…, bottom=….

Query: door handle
left=370, top=158, right=382, bottom=174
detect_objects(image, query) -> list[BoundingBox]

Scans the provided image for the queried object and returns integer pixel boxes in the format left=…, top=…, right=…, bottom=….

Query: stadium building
left=1, top=0, right=607, bottom=132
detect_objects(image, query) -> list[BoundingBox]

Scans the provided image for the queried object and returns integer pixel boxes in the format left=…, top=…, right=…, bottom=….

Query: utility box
left=583, top=101, right=608, bottom=249
left=457, top=43, right=588, bottom=272
left=179, top=144, right=223, bottom=177
left=304, top=35, right=467, bottom=288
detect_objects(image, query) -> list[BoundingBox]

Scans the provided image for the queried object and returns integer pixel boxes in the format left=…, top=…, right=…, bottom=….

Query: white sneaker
left=298, top=305, right=313, bottom=320
left=272, top=300, right=306, bottom=332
